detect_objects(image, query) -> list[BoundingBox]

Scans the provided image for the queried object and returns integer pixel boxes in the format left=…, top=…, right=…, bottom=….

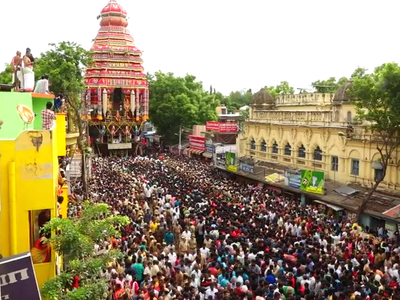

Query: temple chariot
left=85, top=0, right=150, bottom=156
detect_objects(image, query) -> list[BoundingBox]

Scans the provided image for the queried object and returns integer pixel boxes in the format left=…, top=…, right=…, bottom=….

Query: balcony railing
left=206, top=121, right=238, bottom=132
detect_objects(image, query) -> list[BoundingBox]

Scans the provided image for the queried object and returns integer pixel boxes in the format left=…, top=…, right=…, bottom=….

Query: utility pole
left=178, top=126, right=182, bottom=155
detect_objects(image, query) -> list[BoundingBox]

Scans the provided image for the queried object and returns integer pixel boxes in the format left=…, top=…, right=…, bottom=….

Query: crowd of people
left=68, top=154, right=400, bottom=300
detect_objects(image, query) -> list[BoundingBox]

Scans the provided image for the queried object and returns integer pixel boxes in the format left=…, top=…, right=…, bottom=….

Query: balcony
left=206, top=121, right=238, bottom=133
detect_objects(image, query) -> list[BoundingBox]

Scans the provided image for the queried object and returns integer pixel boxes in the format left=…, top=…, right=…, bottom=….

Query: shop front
left=313, top=199, right=345, bottom=220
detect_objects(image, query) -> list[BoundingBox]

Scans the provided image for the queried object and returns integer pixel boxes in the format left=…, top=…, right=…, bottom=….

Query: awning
left=189, top=148, right=204, bottom=155
left=334, top=185, right=359, bottom=196
left=372, top=161, right=383, bottom=170
left=314, top=200, right=344, bottom=211
left=202, top=152, right=213, bottom=158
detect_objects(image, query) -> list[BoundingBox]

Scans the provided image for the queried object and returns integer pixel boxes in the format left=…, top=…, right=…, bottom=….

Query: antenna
left=296, top=87, right=312, bottom=94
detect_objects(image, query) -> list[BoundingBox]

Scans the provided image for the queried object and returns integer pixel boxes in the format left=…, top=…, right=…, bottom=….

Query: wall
left=239, top=94, right=400, bottom=191
left=0, top=92, right=33, bottom=139
left=192, top=125, right=206, bottom=136
left=0, top=130, right=59, bottom=288
left=32, top=94, right=54, bottom=130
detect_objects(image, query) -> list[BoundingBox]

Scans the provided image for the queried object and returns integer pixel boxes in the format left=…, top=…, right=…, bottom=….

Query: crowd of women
left=70, top=154, right=400, bottom=300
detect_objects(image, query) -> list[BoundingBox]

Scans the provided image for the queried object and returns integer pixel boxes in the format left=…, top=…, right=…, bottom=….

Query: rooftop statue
left=10, top=51, right=22, bottom=91
left=22, top=48, right=35, bottom=92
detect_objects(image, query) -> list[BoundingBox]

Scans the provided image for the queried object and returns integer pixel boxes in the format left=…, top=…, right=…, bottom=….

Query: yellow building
left=0, top=92, right=67, bottom=288
left=236, top=86, right=400, bottom=228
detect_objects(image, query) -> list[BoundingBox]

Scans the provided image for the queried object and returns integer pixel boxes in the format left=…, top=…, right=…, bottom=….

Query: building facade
left=237, top=86, right=400, bottom=192
left=0, top=92, right=68, bottom=288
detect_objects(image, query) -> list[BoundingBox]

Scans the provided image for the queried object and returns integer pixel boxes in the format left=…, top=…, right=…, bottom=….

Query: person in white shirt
left=200, top=246, right=210, bottom=259
left=205, top=283, right=218, bottom=299
left=182, top=228, right=191, bottom=241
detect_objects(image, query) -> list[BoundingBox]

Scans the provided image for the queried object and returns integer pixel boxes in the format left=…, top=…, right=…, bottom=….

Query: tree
left=225, top=89, right=253, bottom=110
left=35, top=41, right=92, bottom=197
left=312, top=77, right=348, bottom=93
left=0, top=63, right=13, bottom=85
left=350, top=62, right=400, bottom=217
left=41, top=201, right=129, bottom=300
left=265, top=81, right=295, bottom=97
left=149, top=72, right=218, bottom=144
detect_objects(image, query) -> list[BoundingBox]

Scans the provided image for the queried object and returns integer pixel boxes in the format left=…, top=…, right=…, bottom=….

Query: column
left=143, top=88, right=149, bottom=120
left=135, top=89, right=140, bottom=121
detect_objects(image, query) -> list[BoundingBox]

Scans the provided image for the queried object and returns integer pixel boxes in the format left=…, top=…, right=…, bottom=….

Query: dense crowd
left=69, top=154, right=400, bottom=300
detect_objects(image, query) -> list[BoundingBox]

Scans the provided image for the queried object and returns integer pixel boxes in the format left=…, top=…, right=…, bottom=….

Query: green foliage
left=0, top=63, right=13, bottom=85
left=149, top=72, right=218, bottom=144
left=312, top=76, right=348, bottom=93
left=265, top=81, right=295, bottom=97
left=41, top=201, right=129, bottom=300
left=34, top=41, right=91, bottom=98
left=224, top=89, right=252, bottom=111
left=350, top=62, right=400, bottom=213
left=351, top=62, right=400, bottom=156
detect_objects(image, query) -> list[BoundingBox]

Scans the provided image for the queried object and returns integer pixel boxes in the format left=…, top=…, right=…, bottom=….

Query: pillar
left=135, top=89, right=140, bottom=121
left=143, top=88, right=149, bottom=120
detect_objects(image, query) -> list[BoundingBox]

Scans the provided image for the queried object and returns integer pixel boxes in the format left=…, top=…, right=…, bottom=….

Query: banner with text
left=0, top=251, right=42, bottom=300
left=239, top=161, right=254, bottom=174
left=188, top=135, right=205, bottom=151
left=285, top=169, right=301, bottom=189
left=300, top=170, right=325, bottom=194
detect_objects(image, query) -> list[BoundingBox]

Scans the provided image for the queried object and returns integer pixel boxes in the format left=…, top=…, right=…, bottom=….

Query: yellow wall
left=56, top=113, right=66, bottom=156
left=0, top=130, right=59, bottom=288
left=238, top=93, right=400, bottom=191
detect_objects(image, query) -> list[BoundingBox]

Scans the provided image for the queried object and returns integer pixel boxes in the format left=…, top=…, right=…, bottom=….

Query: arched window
left=347, top=111, right=352, bottom=123
left=261, top=140, right=267, bottom=152
left=272, top=141, right=278, bottom=154
left=313, top=146, right=323, bottom=161
left=298, top=144, right=306, bottom=158
left=250, top=139, right=256, bottom=150
left=284, top=143, right=292, bottom=156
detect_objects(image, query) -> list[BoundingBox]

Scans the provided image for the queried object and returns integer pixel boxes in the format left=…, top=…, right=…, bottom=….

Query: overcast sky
left=1, top=0, right=399, bottom=95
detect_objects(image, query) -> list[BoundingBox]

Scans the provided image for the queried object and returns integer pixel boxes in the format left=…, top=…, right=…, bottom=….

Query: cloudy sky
left=1, top=0, right=399, bottom=95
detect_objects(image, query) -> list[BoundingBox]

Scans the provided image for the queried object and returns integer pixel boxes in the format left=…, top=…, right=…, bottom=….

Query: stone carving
left=256, top=125, right=260, bottom=135
left=278, top=127, right=284, bottom=140
left=290, top=128, right=297, bottom=141
left=321, top=130, right=331, bottom=145
left=305, top=129, right=313, bottom=143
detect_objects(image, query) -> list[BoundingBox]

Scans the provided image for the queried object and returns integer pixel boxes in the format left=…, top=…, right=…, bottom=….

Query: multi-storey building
left=236, top=85, right=400, bottom=230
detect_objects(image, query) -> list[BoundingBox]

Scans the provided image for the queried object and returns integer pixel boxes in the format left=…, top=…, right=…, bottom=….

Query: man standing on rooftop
left=41, top=101, right=56, bottom=130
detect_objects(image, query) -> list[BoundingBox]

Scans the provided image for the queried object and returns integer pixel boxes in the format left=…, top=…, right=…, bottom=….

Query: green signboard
left=300, top=170, right=325, bottom=195
left=225, top=152, right=238, bottom=172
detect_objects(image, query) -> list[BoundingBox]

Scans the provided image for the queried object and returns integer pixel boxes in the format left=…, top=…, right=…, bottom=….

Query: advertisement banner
left=188, top=135, right=205, bottom=151
left=239, top=161, right=254, bottom=174
left=206, top=121, right=238, bottom=132
left=285, top=169, right=301, bottom=189
left=205, top=143, right=215, bottom=154
left=0, top=252, right=42, bottom=300
left=300, top=170, right=325, bottom=194
left=225, top=152, right=238, bottom=172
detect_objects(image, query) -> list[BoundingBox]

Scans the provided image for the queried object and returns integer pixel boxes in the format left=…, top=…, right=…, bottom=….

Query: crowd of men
left=69, top=154, right=400, bottom=300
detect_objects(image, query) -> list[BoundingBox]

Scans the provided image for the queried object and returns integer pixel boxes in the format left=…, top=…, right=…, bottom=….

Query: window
left=250, top=139, right=256, bottom=150
left=260, top=140, right=267, bottom=152
left=313, top=146, right=323, bottom=161
left=284, top=143, right=292, bottom=156
left=272, top=141, right=278, bottom=154
left=298, top=144, right=306, bottom=158
left=351, top=159, right=360, bottom=176
left=331, top=156, right=339, bottom=171
left=29, top=209, right=52, bottom=263
left=347, top=111, right=352, bottom=123
left=374, top=169, right=384, bottom=181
